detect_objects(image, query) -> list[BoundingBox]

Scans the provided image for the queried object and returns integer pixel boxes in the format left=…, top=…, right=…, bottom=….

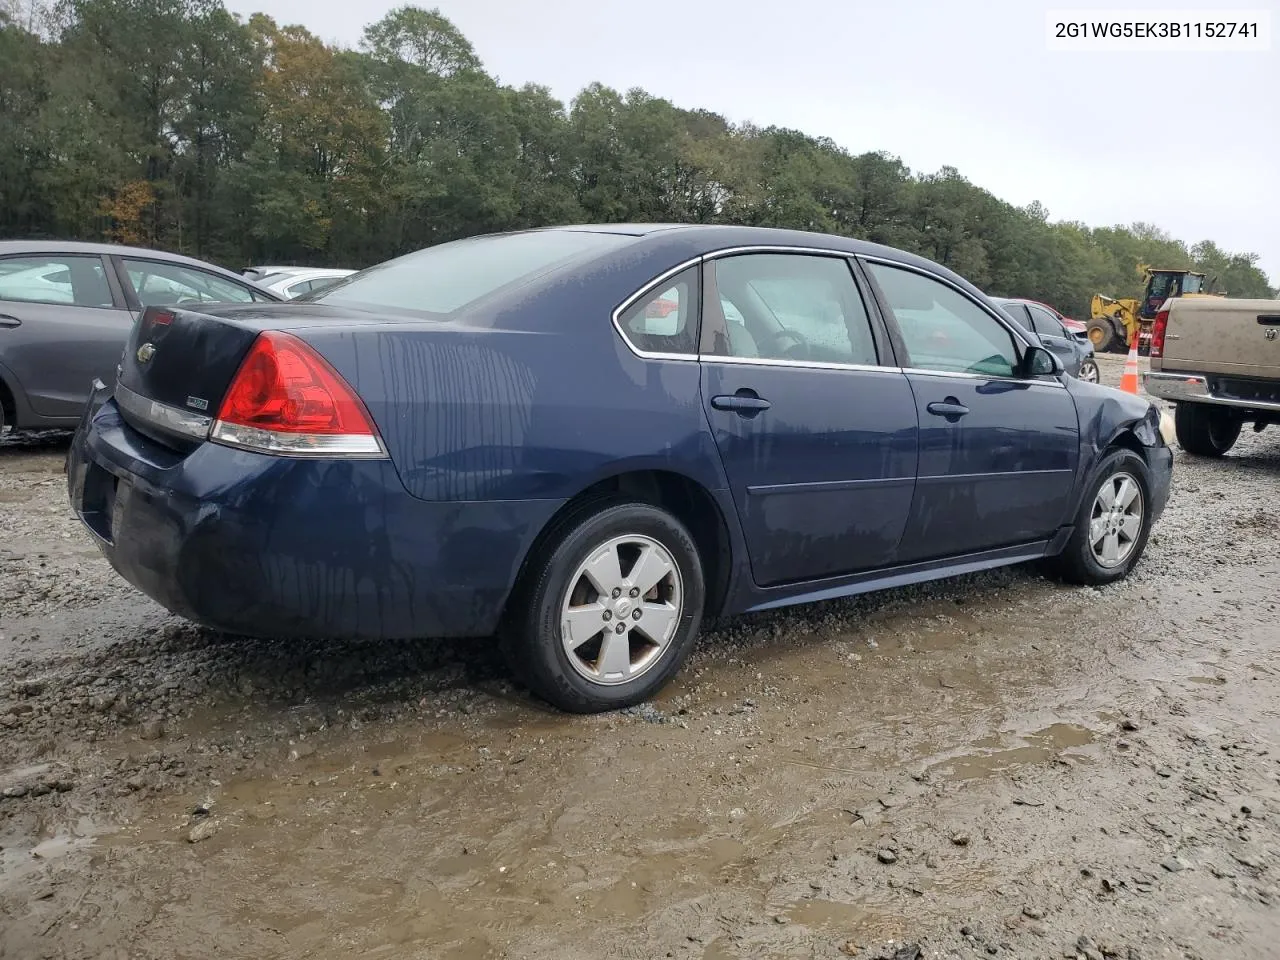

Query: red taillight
left=1150, top=308, right=1170, bottom=358
left=210, top=331, right=385, bottom=458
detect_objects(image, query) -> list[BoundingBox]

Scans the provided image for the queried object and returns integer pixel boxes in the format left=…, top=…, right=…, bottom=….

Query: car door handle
left=926, top=399, right=970, bottom=419
left=0, top=314, right=20, bottom=328
left=711, top=390, right=771, bottom=416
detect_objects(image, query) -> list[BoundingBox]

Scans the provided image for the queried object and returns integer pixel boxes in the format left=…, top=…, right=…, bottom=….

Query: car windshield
left=311, top=230, right=634, bottom=317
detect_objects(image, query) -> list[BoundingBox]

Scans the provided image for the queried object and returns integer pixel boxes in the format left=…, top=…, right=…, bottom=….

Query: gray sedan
left=0, top=241, right=280, bottom=433
left=992, top=297, right=1100, bottom=383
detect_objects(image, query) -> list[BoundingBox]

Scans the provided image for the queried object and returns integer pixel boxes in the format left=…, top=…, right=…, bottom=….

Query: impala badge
left=1266, top=329, right=1277, bottom=341
left=136, top=342, right=156, bottom=363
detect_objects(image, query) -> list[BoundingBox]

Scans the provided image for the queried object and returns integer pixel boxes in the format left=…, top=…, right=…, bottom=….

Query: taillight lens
left=1150, top=308, right=1170, bottom=358
left=210, top=331, right=386, bottom=458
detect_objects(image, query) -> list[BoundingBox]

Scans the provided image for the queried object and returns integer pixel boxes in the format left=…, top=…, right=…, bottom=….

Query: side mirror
left=1022, top=345, right=1061, bottom=378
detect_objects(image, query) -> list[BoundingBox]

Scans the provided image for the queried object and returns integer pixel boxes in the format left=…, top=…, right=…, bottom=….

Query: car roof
left=532, top=223, right=971, bottom=279
left=0, top=239, right=264, bottom=284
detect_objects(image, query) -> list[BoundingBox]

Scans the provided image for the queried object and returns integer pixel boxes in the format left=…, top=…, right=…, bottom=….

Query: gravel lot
left=2, top=355, right=1279, bottom=960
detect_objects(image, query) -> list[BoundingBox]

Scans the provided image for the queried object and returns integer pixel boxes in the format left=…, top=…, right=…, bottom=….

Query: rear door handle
left=711, top=390, right=771, bottom=417
left=0, top=314, right=20, bottom=328
left=926, top=399, right=970, bottom=419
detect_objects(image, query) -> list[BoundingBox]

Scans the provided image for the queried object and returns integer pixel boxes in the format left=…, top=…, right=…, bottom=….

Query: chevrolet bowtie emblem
left=137, top=342, right=156, bottom=363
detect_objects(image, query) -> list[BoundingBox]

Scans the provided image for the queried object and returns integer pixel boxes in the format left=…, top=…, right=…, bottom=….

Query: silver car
left=257, top=268, right=357, bottom=299
left=0, top=241, right=280, bottom=434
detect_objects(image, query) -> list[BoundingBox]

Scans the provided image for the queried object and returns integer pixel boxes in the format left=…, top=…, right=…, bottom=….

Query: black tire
left=502, top=499, right=706, bottom=713
left=1087, top=320, right=1116, bottom=353
left=1051, top=448, right=1154, bottom=586
left=1077, top=358, right=1100, bottom=384
left=1174, top=403, right=1241, bottom=458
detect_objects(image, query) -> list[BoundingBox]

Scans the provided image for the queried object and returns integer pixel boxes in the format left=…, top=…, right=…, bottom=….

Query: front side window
left=707, top=253, right=878, bottom=366
left=122, top=259, right=261, bottom=309
left=0, top=255, right=113, bottom=307
left=868, top=262, right=1020, bottom=377
left=616, top=266, right=699, bottom=355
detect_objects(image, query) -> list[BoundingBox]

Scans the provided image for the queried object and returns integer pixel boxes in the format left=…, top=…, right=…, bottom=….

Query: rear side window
left=998, top=301, right=1032, bottom=329
left=1027, top=304, right=1065, bottom=337
left=0, top=255, right=113, bottom=307
left=315, top=230, right=633, bottom=318
left=617, top=267, right=700, bottom=355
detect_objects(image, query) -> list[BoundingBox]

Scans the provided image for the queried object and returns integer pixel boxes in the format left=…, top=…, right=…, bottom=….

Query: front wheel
left=1051, top=449, right=1154, bottom=586
left=1076, top=358, right=1100, bottom=383
left=503, top=500, right=705, bottom=713
left=1174, top=403, right=1241, bottom=457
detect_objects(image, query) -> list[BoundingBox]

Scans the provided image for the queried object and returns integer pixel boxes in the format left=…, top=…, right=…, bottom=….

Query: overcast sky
left=224, top=0, right=1279, bottom=285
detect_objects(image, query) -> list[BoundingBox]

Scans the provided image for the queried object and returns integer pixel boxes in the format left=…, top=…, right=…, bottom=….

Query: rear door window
left=1027, top=304, right=1067, bottom=338
left=121, top=259, right=268, bottom=308
left=706, top=253, right=879, bottom=365
left=0, top=255, right=114, bottom=308
left=998, top=301, right=1032, bottom=330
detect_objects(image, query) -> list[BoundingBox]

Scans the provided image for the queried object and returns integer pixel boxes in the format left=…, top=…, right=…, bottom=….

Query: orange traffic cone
left=1119, top=329, right=1141, bottom=394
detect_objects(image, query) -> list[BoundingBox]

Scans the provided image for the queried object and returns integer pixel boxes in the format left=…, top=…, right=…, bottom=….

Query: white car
left=257, top=268, right=357, bottom=299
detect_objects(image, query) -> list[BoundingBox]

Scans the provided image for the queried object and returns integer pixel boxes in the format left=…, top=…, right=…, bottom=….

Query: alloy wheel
left=1089, top=472, right=1144, bottom=568
left=560, top=534, right=684, bottom=685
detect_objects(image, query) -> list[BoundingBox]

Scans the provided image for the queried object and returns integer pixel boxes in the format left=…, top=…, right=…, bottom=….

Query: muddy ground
left=1, top=354, right=1278, bottom=960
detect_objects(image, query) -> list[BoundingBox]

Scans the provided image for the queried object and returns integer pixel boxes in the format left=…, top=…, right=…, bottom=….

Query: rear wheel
left=504, top=500, right=705, bottom=713
left=1087, top=320, right=1116, bottom=353
left=1051, top=448, right=1153, bottom=586
left=1174, top=403, right=1241, bottom=457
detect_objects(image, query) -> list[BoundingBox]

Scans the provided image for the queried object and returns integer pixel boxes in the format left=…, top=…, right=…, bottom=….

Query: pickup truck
left=1144, top=297, right=1280, bottom=456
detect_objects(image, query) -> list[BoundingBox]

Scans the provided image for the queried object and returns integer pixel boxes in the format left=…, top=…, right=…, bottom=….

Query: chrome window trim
left=612, top=246, right=1062, bottom=390
left=900, top=366, right=1067, bottom=389
left=703, top=244, right=862, bottom=261
left=703, top=355, right=902, bottom=375
left=611, top=245, right=868, bottom=362
left=114, top=382, right=213, bottom=439
left=611, top=255, right=705, bottom=361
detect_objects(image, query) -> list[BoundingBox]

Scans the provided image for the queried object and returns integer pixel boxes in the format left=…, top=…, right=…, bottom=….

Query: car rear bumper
left=66, top=393, right=564, bottom=640
left=1144, top=371, right=1280, bottom=413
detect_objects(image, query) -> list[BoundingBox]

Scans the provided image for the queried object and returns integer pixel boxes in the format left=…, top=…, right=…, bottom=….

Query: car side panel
left=297, top=325, right=728, bottom=504
left=0, top=300, right=135, bottom=419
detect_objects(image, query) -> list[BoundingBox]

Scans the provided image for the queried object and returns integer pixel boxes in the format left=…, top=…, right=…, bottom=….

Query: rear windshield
left=310, top=230, right=633, bottom=317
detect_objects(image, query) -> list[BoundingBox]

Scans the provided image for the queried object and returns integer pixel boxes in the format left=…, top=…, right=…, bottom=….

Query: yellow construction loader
left=1087, top=264, right=1225, bottom=353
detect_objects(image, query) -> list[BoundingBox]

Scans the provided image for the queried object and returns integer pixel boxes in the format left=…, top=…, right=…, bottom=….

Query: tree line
left=1, top=0, right=1273, bottom=318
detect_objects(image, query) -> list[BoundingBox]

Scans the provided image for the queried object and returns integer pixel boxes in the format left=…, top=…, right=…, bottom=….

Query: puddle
left=924, top=723, right=1096, bottom=781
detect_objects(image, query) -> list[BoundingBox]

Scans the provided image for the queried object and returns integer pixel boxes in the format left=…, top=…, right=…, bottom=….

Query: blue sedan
left=66, top=225, right=1173, bottom=712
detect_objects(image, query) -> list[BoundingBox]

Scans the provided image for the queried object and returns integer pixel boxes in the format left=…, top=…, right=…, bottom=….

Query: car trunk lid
left=114, top=303, right=395, bottom=450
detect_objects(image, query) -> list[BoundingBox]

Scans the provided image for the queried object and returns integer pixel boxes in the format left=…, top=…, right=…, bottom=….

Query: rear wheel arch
left=0, top=368, right=19, bottom=431
left=503, top=469, right=734, bottom=627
